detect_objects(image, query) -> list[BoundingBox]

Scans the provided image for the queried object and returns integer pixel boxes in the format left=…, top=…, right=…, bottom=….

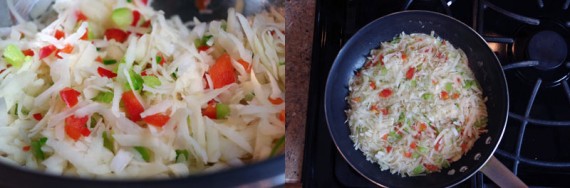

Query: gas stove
left=302, top=0, right=570, bottom=187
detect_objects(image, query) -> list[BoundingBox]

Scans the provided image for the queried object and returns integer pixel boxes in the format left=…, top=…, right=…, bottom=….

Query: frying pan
left=325, top=10, right=518, bottom=187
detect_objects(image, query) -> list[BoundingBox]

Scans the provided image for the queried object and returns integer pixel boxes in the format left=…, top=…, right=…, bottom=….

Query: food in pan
left=346, top=32, right=487, bottom=177
left=0, top=0, right=285, bottom=178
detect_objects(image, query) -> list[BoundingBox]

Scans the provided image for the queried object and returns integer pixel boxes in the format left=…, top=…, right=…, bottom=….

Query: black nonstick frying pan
left=324, top=10, right=516, bottom=187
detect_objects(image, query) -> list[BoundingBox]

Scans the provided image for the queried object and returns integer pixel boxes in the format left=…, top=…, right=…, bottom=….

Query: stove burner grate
left=476, top=0, right=570, bottom=175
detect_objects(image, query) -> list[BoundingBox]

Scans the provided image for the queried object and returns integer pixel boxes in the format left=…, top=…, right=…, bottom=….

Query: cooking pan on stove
left=325, top=10, right=524, bottom=187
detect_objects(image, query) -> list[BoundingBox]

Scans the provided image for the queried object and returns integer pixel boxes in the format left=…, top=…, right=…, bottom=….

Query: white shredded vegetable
left=0, top=0, right=285, bottom=178
left=346, top=32, right=487, bottom=177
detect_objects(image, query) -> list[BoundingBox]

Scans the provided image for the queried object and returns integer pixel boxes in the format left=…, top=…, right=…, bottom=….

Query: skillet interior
left=324, top=10, right=509, bottom=187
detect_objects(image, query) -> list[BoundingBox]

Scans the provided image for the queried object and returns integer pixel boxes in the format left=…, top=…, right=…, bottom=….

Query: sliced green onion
left=171, top=68, right=178, bottom=79
left=397, top=112, right=405, bottom=123
left=422, top=93, right=433, bottom=100
left=128, top=69, right=144, bottom=90
left=380, top=66, right=388, bottom=76
left=215, top=103, right=230, bottom=119
left=194, top=35, right=213, bottom=48
left=474, top=117, right=488, bottom=128
left=442, top=160, right=450, bottom=168
left=175, top=149, right=189, bottom=162
left=155, top=55, right=162, bottom=64
left=31, top=137, right=48, bottom=161
left=21, top=107, right=30, bottom=116
left=417, top=146, right=428, bottom=154
left=142, top=76, right=161, bottom=88
left=11, top=103, right=18, bottom=115
left=412, top=152, right=420, bottom=159
left=3, top=44, right=26, bottom=68
left=134, top=146, right=151, bottom=162
left=412, top=165, right=425, bottom=175
left=244, top=92, right=255, bottom=101
left=445, top=82, right=453, bottom=92
left=103, top=59, right=117, bottom=65
left=221, top=21, right=227, bottom=31
left=103, top=131, right=114, bottom=153
left=87, top=22, right=96, bottom=40
left=391, top=36, right=401, bottom=44
left=90, top=114, right=99, bottom=128
left=463, top=80, right=474, bottom=89
left=388, top=131, right=402, bottom=142
left=270, top=135, right=285, bottom=156
left=111, top=8, right=133, bottom=28
left=92, top=91, right=114, bottom=103
left=411, top=79, right=417, bottom=88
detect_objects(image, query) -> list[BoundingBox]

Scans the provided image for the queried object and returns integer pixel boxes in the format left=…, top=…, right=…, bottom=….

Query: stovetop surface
left=302, top=0, right=570, bottom=187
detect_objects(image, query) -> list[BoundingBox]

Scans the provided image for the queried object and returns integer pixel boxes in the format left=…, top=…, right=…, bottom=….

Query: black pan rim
left=0, top=154, right=284, bottom=187
left=324, top=10, right=509, bottom=188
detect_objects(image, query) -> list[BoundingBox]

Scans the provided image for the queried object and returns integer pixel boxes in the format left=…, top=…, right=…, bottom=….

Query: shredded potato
left=346, top=32, right=487, bottom=177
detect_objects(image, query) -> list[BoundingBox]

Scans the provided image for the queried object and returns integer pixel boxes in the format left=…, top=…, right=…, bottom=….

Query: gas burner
left=527, top=30, right=566, bottom=70
left=512, top=21, right=570, bottom=87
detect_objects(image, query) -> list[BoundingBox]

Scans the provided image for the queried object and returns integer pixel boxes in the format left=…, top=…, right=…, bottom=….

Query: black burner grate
left=475, top=0, right=570, bottom=175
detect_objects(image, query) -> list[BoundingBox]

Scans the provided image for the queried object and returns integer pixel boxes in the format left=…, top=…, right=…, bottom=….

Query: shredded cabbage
left=347, top=32, right=487, bottom=177
left=0, top=0, right=285, bottom=178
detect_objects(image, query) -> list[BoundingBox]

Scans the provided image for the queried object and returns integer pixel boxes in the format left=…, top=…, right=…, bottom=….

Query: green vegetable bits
left=3, top=44, right=27, bottom=68
left=134, top=146, right=152, bottom=162
left=112, top=8, right=133, bottom=28
left=215, top=103, right=231, bottom=119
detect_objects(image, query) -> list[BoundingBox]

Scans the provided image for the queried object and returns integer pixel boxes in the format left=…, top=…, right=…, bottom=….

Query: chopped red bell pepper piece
left=81, top=28, right=89, bottom=40
left=197, top=45, right=210, bottom=52
left=97, top=67, right=117, bottom=78
left=279, top=110, right=285, bottom=122
left=55, top=44, right=74, bottom=58
left=209, top=53, right=236, bottom=89
left=55, top=30, right=65, bottom=40
left=441, top=91, right=449, bottom=100
left=410, top=142, right=417, bottom=149
left=195, top=0, right=208, bottom=11
left=122, top=90, right=144, bottom=121
left=202, top=101, right=217, bottom=119
left=60, top=87, right=81, bottom=108
left=39, top=45, right=56, bottom=59
left=406, top=67, right=415, bottom=80
left=75, top=11, right=88, bottom=22
left=237, top=59, right=251, bottom=73
left=104, top=28, right=128, bottom=43
left=143, top=113, right=170, bottom=127
left=379, top=88, right=393, bottom=98
left=131, top=10, right=141, bottom=26
left=22, top=49, right=34, bottom=57
left=424, top=164, right=440, bottom=171
left=452, top=93, right=460, bottom=99
left=404, top=151, right=412, bottom=158
left=268, top=97, right=284, bottom=105
left=381, top=108, right=389, bottom=115
left=22, top=145, right=31, bottom=151
left=32, top=113, right=43, bottom=121
left=65, top=115, right=90, bottom=141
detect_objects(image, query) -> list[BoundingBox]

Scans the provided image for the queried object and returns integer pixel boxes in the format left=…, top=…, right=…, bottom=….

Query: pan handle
left=480, top=156, right=528, bottom=188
